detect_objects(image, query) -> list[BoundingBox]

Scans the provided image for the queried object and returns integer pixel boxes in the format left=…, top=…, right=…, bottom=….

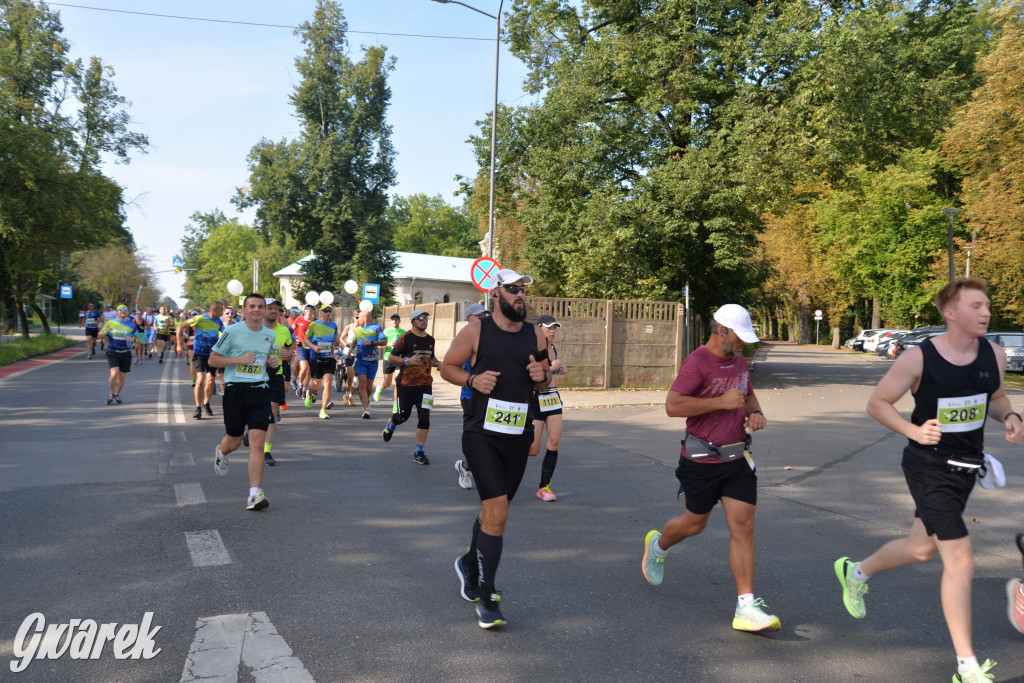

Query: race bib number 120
left=937, top=393, right=987, bottom=433
left=484, top=398, right=528, bottom=435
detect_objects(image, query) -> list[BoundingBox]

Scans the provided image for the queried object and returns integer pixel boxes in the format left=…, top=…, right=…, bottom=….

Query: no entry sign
left=471, top=257, right=501, bottom=292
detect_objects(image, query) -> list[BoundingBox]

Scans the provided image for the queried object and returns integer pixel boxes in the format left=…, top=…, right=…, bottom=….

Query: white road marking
left=171, top=452, right=195, bottom=467
left=164, top=430, right=172, bottom=442
left=184, top=530, right=231, bottom=567
left=172, top=359, right=186, bottom=424
left=158, top=357, right=172, bottom=424
left=174, top=483, right=206, bottom=506
left=180, top=612, right=314, bottom=682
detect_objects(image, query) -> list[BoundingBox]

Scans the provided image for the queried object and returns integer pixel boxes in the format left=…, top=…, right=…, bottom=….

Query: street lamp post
left=431, top=0, right=503, bottom=263
left=942, top=207, right=962, bottom=283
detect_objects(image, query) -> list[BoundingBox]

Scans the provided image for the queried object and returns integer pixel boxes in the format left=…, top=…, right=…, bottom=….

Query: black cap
left=537, top=315, right=560, bottom=328
left=390, top=313, right=400, bottom=320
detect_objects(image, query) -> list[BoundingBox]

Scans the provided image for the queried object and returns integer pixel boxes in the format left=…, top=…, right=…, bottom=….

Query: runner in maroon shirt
left=641, top=304, right=779, bottom=633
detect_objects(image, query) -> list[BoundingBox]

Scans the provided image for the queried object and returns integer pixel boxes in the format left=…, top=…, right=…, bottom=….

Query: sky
left=51, top=0, right=535, bottom=304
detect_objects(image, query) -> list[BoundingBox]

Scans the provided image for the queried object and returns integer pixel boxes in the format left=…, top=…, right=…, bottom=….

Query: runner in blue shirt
left=80, top=303, right=102, bottom=358
left=353, top=309, right=387, bottom=419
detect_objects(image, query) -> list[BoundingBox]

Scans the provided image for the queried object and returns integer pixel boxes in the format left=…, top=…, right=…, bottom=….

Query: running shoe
left=476, top=592, right=505, bottom=629
left=362, top=410, right=371, bottom=420
left=537, top=485, right=557, bottom=501
left=265, top=452, right=277, bottom=466
left=319, top=410, right=331, bottom=419
left=373, top=386, right=382, bottom=402
left=191, top=380, right=196, bottom=388
left=295, top=385, right=303, bottom=398
left=953, top=659, right=997, bottom=683
left=642, top=530, right=665, bottom=586
left=158, top=356, right=163, bottom=364
left=88, top=353, right=94, bottom=359
left=834, top=557, right=868, bottom=619
left=242, top=430, right=249, bottom=447
left=732, top=598, right=781, bottom=632
left=113, top=395, right=122, bottom=404
left=455, top=460, right=473, bottom=489
left=1007, top=578, right=1024, bottom=635
left=382, top=420, right=395, bottom=443
left=304, top=394, right=313, bottom=408
left=246, top=489, right=269, bottom=511
left=343, top=394, right=355, bottom=406
left=454, top=555, right=480, bottom=602
left=106, top=394, right=114, bottom=405
left=193, top=407, right=202, bottom=419
left=204, top=402, right=213, bottom=416
left=214, top=445, right=229, bottom=477
left=325, top=400, right=334, bottom=410
left=413, top=451, right=430, bottom=465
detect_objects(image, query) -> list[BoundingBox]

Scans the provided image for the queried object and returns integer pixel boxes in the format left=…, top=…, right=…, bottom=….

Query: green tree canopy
left=387, top=193, right=479, bottom=257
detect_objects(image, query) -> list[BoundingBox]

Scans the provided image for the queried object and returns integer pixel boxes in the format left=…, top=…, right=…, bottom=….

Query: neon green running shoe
left=953, top=658, right=996, bottom=683
left=304, top=393, right=313, bottom=408
left=834, top=556, right=868, bottom=619
left=732, top=598, right=781, bottom=632
left=319, top=410, right=330, bottom=419
left=642, top=530, right=664, bottom=586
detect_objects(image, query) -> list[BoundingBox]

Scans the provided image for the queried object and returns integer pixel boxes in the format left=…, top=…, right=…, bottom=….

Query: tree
left=386, top=193, right=479, bottom=257
left=0, top=0, right=146, bottom=336
left=236, top=0, right=397, bottom=298
left=73, top=244, right=157, bottom=307
left=942, top=1, right=1024, bottom=326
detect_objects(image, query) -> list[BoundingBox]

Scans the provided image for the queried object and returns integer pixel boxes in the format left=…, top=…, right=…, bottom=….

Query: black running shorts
left=901, top=448, right=975, bottom=540
left=675, top=457, right=757, bottom=515
left=106, top=350, right=131, bottom=373
left=85, top=327, right=99, bottom=338
left=268, top=373, right=286, bottom=406
left=310, top=358, right=337, bottom=379
left=383, top=362, right=397, bottom=375
left=192, top=354, right=212, bottom=373
left=223, top=383, right=273, bottom=437
left=462, top=431, right=531, bottom=502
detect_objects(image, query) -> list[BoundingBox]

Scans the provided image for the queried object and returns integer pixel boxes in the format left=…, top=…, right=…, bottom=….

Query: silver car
left=985, top=331, right=1024, bottom=373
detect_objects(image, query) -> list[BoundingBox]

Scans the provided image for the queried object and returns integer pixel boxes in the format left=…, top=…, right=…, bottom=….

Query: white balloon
left=226, top=279, right=244, bottom=297
left=305, top=291, right=319, bottom=306
left=359, top=300, right=373, bottom=312
left=344, top=280, right=358, bottom=295
left=319, top=291, right=334, bottom=305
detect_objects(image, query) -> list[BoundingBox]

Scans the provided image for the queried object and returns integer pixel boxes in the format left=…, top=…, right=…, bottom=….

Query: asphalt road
left=1, top=342, right=1023, bottom=682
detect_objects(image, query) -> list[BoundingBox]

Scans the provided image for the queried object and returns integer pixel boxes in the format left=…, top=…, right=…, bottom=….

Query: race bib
left=937, top=393, right=987, bottom=433
left=421, top=394, right=434, bottom=410
left=484, top=398, right=528, bottom=435
left=237, top=360, right=265, bottom=379
left=538, top=391, right=562, bottom=412
left=110, top=329, right=127, bottom=340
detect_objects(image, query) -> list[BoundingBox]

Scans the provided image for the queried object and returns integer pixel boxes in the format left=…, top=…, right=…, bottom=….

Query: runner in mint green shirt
left=209, top=294, right=279, bottom=511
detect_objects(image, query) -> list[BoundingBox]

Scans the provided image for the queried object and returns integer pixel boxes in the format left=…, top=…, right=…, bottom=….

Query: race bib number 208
left=937, top=393, right=987, bottom=433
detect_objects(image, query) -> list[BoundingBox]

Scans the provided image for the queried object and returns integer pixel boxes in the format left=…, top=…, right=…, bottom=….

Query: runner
left=132, top=308, right=147, bottom=364
left=641, top=304, right=778, bottom=633
left=529, top=315, right=568, bottom=501
left=303, top=306, right=339, bottom=420
left=292, top=304, right=314, bottom=399
left=339, top=310, right=361, bottom=405
left=1008, top=533, right=1024, bottom=635
left=353, top=309, right=386, bottom=419
left=382, top=309, right=440, bottom=463
left=833, top=278, right=1023, bottom=683
left=143, top=307, right=156, bottom=358
left=188, top=302, right=225, bottom=419
left=98, top=304, right=139, bottom=405
left=100, top=304, right=115, bottom=350
left=81, top=303, right=102, bottom=358
left=153, top=305, right=173, bottom=363
left=455, top=303, right=489, bottom=489
left=440, top=269, right=551, bottom=629
left=260, top=298, right=292, bottom=466
left=374, top=313, right=405, bottom=403
left=216, top=306, right=237, bottom=396
left=209, top=293, right=279, bottom=511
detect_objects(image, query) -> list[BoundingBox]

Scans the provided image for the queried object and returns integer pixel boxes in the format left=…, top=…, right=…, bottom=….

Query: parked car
left=877, top=332, right=910, bottom=358
left=894, top=328, right=945, bottom=358
left=985, top=331, right=1024, bottom=373
left=864, top=330, right=908, bottom=353
left=850, top=329, right=883, bottom=352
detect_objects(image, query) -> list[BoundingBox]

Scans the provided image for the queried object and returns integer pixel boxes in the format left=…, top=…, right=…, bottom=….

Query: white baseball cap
left=712, top=304, right=759, bottom=343
left=494, top=269, right=533, bottom=286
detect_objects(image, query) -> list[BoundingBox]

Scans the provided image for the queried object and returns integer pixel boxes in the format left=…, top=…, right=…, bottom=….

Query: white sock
left=957, top=656, right=978, bottom=672
left=853, top=563, right=870, bottom=583
left=249, top=487, right=260, bottom=497
left=653, top=538, right=668, bottom=557
left=737, top=593, right=755, bottom=608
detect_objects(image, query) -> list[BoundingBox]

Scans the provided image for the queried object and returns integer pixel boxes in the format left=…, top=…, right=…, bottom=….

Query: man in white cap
left=441, top=269, right=551, bottom=629
left=641, top=303, right=778, bottom=633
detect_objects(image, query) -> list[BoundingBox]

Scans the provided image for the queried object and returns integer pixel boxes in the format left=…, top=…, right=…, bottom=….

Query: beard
left=499, top=296, right=527, bottom=322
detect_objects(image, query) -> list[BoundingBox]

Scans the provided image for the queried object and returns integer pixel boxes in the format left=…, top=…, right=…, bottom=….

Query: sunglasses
left=413, top=316, right=429, bottom=322
left=501, top=284, right=527, bottom=295
left=116, top=307, right=129, bottom=312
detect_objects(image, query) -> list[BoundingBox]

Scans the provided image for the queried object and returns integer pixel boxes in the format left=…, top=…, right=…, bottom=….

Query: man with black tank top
left=440, top=269, right=551, bottom=629
left=834, top=278, right=1023, bottom=683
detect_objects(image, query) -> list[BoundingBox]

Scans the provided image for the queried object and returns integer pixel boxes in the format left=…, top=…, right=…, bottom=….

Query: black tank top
left=908, top=337, right=1000, bottom=460
left=465, top=316, right=539, bottom=437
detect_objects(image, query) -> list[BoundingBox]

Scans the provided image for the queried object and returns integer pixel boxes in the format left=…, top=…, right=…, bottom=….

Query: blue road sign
left=59, top=285, right=72, bottom=299
left=172, top=257, right=183, bottom=268
left=362, top=284, right=380, bottom=305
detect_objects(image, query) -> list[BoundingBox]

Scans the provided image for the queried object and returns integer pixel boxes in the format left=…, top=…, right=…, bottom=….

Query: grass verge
left=0, top=334, right=80, bottom=366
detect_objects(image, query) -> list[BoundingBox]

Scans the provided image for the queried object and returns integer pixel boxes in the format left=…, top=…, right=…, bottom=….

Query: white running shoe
left=455, top=460, right=474, bottom=489
left=246, top=490, right=269, bottom=510
left=214, top=445, right=229, bottom=477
